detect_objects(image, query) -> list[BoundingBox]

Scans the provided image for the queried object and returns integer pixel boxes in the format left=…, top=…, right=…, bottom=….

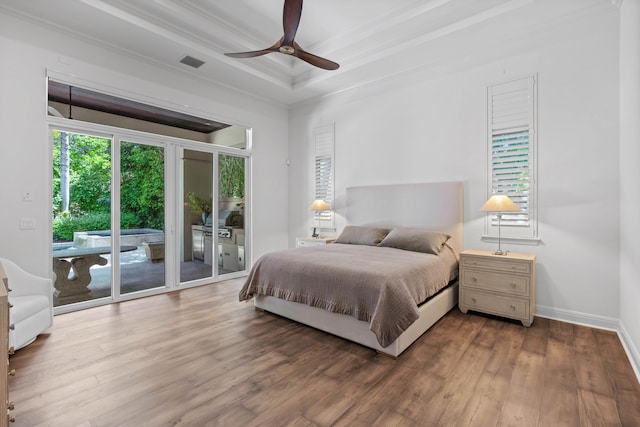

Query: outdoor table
left=53, top=245, right=137, bottom=300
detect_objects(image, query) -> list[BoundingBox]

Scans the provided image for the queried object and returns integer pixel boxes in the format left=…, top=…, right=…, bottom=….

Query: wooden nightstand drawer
left=459, top=249, right=536, bottom=327
left=460, top=270, right=530, bottom=297
left=462, top=290, right=530, bottom=320
left=297, top=239, right=322, bottom=247
left=461, top=256, right=531, bottom=274
left=296, top=237, right=336, bottom=248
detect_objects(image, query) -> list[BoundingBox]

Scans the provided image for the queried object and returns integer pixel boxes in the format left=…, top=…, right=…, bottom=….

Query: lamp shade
left=309, top=199, right=330, bottom=211
left=480, top=195, right=521, bottom=212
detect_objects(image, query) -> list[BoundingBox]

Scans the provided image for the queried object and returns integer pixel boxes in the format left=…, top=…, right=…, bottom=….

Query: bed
left=240, top=182, right=463, bottom=357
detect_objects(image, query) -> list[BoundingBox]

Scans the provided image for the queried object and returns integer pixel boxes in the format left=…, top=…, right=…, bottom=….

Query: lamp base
left=493, top=249, right=508, bottom=256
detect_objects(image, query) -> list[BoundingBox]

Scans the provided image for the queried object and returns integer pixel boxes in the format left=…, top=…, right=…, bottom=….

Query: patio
left=53, top=246, right=218, bottom=306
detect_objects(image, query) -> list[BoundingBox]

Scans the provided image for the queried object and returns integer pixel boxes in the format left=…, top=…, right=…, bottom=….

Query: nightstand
left=458, top=249, right=536, bottom=327
left=295, top=237, right=336, bottom=248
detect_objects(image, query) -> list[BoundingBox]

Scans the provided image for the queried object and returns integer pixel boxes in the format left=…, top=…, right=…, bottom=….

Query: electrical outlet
left=20, top=218, right=36, bottom=230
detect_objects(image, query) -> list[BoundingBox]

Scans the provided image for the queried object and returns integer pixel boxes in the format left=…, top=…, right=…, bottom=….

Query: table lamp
left=480, top=194, right=521, bottom=255
left=309, top=199, right=330, bottom=238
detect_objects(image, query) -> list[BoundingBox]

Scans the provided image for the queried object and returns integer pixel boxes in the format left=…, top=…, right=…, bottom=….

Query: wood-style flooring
left=9, top=278, right=640, bottom=426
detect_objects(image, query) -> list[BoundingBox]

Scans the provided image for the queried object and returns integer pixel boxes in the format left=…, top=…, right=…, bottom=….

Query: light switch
left=22, top=188, right=33, bottom=202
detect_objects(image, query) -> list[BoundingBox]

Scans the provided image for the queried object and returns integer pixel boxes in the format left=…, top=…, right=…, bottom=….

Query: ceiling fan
left=224, top=0, right=339, bottom=71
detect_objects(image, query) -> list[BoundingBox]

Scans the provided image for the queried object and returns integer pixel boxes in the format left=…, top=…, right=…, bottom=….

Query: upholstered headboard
left=345, top=182, right=463, bottom=254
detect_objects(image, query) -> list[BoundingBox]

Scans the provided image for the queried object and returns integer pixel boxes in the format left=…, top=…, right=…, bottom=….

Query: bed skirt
left=254, top=281, right=459, bottom=357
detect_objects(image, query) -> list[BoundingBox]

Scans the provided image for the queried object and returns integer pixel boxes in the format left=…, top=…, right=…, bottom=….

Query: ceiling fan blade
left=293, top=43, right=340, bottom=70
left=224, top=49, right=274, bottom=58
left=282, top=0, right=303, bottom=46
left=225, top=37, right=283, bottom=59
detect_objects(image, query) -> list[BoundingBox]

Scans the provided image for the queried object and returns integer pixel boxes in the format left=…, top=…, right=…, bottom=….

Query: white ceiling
left=0, top=0, right=615, bottom=106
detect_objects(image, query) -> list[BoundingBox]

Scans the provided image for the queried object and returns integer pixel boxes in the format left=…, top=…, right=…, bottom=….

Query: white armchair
left=0, top=258, right=54, bottom=350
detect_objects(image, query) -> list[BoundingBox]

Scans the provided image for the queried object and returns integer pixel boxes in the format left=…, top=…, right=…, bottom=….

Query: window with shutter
left=486, top=75, right=537, bottom=240
left=313, top=124, right=335, bottom=228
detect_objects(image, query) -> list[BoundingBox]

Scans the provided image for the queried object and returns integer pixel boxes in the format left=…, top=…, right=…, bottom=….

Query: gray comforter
left=239, top=243, right=458, bottom=347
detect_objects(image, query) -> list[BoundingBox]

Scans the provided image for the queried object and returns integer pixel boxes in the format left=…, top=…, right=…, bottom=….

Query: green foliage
left=52, top=131, right=112, bottom=216
left=186, top=192, right=212, bottom=214
left=50, top=132, right=245, bottom=241
left=70, top=133, right=112, bottom=213
left=52, top=132, right=165, bottom=237
left=53, top=212, right=140, bottom=242
left=120, top=142, right=165, bottom=230
left=52, top=140, right=61, bottom=215
left=219, top=154, right=245, bottom=198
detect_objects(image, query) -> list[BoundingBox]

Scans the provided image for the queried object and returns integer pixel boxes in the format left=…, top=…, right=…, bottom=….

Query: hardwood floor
left=9, top=278, right=640, bottom=426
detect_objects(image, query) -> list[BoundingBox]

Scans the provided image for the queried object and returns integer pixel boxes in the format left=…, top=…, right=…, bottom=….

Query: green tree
left=120, top=142, right=165, bottom=230
left=219, top=154, right=245, bottom=198
left=52, top=133, right=166, bottom=241
left=60, top=131, right=70, bottom=212
left=52, top=131, right=111, bottom=216
left=69, top=133, right=112, bottom=214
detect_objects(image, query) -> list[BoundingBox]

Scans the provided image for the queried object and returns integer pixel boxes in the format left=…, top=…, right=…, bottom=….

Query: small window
left=313, top=124, right=335, bottom=229
left=486, top=75, right=537, bottom=240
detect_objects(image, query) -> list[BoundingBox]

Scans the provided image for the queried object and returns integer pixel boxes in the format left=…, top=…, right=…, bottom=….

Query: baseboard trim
left=618, top=321, right=640, bottom=384
left=536, top=305, right=640, bottom=384
left=536, top=305, right=619, bottom=331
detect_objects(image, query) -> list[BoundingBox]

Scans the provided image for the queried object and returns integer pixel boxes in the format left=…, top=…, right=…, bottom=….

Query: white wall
left=619, top=0, right=640, bottom=377
left=0, top=13, right=289, bottom=277
left=289, top=7, right=621, bottom=325
left=1, top=0, right=636, bottom=373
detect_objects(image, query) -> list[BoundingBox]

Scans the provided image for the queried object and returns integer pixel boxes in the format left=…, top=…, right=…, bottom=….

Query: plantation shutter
left=313, top=124, right=334, bottom=225
left=487, top=75, right=537, bottom=237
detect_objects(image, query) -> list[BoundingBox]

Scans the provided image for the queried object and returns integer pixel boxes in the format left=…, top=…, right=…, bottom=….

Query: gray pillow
left=377, top=228, right=451, bottom=254
left=335, top=225, right=392, bottom=246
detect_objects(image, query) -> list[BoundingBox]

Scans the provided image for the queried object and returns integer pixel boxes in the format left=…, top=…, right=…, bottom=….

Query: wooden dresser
left=458, top=249, right=536, bottom=327
left=0, top=262, right=13, bottom=425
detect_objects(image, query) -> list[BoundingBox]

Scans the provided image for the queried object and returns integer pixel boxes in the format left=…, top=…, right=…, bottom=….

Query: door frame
left=48, top=118, right=251, bottom=315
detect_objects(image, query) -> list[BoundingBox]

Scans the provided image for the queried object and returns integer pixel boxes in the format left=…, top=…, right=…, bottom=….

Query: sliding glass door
left=120, top=140, right=166, bottom=295
left=181, top=149, right=214, bottom=283
left=218, top=153, right=246, bottom=276
left=52, top=130, right=114, bottom=306
left=52, top=129, right=169, bottom=307
left=179, top=150, right=247, bottom=283
left=51, top=124, right=249, bottom=311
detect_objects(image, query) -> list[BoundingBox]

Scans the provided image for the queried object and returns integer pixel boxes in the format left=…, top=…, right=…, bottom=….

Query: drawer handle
left=511, top=266, right=517, bottom=270
left=510, top=304, right=517, bottom=311
left=471, top=297, right=477, bottom=303
left=510, top=282, right=516, bottom=288
left=472, top=277, right=477, bottom=282
left=8, top=369, right=15, bottom=377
